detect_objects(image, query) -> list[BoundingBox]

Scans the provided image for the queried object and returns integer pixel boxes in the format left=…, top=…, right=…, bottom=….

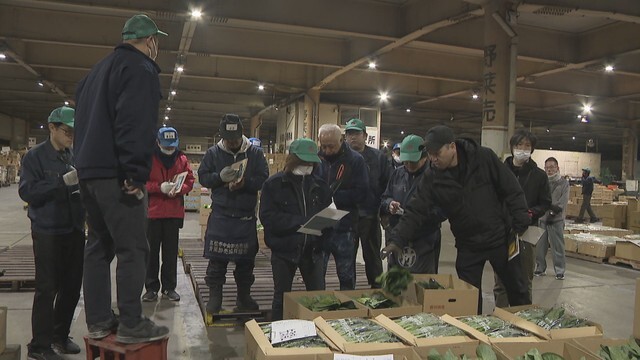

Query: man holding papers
left=143, top=127, right=195, bottom=302
left=259, top=138, right=332, bottom=320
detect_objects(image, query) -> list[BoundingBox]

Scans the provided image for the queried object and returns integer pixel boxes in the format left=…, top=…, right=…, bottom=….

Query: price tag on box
left=270, top=319, right=317, bottom=344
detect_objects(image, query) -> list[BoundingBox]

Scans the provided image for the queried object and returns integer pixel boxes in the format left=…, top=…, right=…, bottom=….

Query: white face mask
left=548, top=172, right=561, bottom=181
left=148, top=37, right=158, bottom=61
left=293, top=165, right=313, bottom=176
left=392, top=154, right=400, bottom=163
left=160, top=147, right=175, bottom=155
left=513, top=149, right=531, bottom=163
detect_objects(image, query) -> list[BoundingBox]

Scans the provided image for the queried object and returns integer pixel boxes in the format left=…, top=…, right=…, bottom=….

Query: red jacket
left=146, top=152, right=195, bottom=219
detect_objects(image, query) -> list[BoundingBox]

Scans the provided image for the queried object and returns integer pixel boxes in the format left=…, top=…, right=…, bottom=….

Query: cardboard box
left=602, top=218, right=625, bottom=228
left=577, top=241, right=615, bottom=259
left=283, top=291, right=368, bottom=320
left=565, top=203, right=580, bottom=218
left=411, top=274, right=478, bottom=316
left=494, top=340, right=598, bottom=360
left=599, top=203, right=627, bottom=219
left=374, top=314, right=479, bottom=348
left=0, top=307, right=5, bottom=354
left=628, top=210, right=640, bottom=228
left=199, top=206, right=212, bottom=225
left=572, top=338, right=629, bottom=358
left=614, top=240, right=640, bottom=261
left=337, top=289, right=422, bottom=318
left=314, top=316, right=411, bottom=356
left=564, top=236, right=579, bottom=253
left=244, top=319, right=334, bottom=360
left=636, top=278, right=640, bottom=340
left=440, top=314, right=543, bottom=345
left=500, top=305, right=603, bottom=339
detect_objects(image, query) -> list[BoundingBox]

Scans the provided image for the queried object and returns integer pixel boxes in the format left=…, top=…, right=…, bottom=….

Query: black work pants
left=456, top=244, right=530, bottom=314
left=204, top=258, right=256, bottom=289
left=145, top=218, right=181, bottom=293
left=354, top=215, right=383, bottom=286
left=80, top=178, right=149, bottom=329
left=30, top=230, right=84, bottom=350
left=270, top=251, right=324, bottom=320
left=578, top=194, right=598, bottom=220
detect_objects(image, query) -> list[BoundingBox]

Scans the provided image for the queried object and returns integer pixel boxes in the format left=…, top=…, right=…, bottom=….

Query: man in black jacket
left=19, top=107, right=84, bottom=359
left=344, top=118, right=390, bottom=288
left=317, top=124, right=369, bottom=290
left=74, top=14, right=169, bottom=344
left=382, top=126, right=530, bottom=313
left=575, top=168, right=600, bottom=223
left=494, top=130, right=551, bottom=307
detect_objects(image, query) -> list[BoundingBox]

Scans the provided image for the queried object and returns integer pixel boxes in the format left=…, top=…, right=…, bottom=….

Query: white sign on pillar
left=365, top=126, right=379, bottom=148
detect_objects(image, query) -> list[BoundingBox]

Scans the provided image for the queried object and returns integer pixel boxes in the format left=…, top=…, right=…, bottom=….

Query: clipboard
left=231, top=158, right=248, bottom=183
left=297, top=207, right=349, bottom=236
left=171, top=171, right=188, bottom=194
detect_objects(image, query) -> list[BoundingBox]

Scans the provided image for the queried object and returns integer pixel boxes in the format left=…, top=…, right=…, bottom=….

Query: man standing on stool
left=199, top=114, right=269, bottom=314
left=20, top=106, right=84, bottom=359
left=74, top=14, right=169, bottom=343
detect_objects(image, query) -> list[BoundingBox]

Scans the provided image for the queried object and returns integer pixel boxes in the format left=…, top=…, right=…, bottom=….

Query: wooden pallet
left=0, top=245, right=36, bottom=291
left=566, top=251, right=608, bottom=264
left=607, top=256, right=640, bottom=270
left=180, top=238, right=371, bottom=326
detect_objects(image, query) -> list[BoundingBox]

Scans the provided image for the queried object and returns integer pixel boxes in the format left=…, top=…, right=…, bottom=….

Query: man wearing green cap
left=344, top=118, right=390, bottom=288
left=259, top=138, right=333, bottom=320
left=74, top=14, right=169, bottom=343
left=381, top=134, right=444, bottom=274
left=19, top=106, right=85, bottom=359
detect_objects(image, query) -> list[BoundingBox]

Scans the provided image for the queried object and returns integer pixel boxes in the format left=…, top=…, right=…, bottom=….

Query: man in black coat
left=575, top=168, right=600, bottom=223
left=344, top=118, right=390, bottom=288
left=494, top=129, right=551, bottom=307
left=382, top=126, right=530, bottom=313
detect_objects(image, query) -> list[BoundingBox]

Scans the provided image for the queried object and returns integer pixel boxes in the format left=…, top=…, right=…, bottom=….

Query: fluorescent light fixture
left=191, top=9, right=202, bottom=19
left=368, top=61, right=376, bottom=70
left=258, top=84, right=265, bottom=91
left=176, top=66, right=184, bottom=73
left=406, top=108, right=411, bottom=113
left=604, top=64, right=614, bottom=72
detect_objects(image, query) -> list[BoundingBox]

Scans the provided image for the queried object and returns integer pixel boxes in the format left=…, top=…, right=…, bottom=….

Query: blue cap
left=248, top=137, right=262, bottom=147
left=158, top=127, right=179, bottom=147
left=393, top=143, right=400, bottom=150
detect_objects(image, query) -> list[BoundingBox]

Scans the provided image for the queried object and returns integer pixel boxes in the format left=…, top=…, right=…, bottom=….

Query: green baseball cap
left=399, top=134, right=425, bottom=162
left=345, top=118, right=366, bottom=132
left=48, top=106, right=75, bottom=128
left=289, top=138, right=321, bottom=163
left=122, top=14, right=168, bottom=40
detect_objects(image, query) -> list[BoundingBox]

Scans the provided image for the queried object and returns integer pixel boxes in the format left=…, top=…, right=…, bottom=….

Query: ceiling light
left=166, top=106, right=171, bottom=111
left=472, top=93, right=479, bottom=100
left=383, top=141, right=389, bottom=147
left=162, top=123, right=166, bottom=127
left=546, top=128, right=550, bottom=133
left=604, top=64, right=614, bottom=73
left=190, top=9, right=202, bottom=19
left=368, top=61, right=377, bottom=70
left=64, top=101, right=69, bottom=106
left=581, top=116, right=589, bottom=123
left=39, top=125, right=44, bottom=129
left=37, top=80, right=44, bottom=87
left=176, top=66, right=184, bottom=73
left=379, top=92, right=389, bottom=101
left=400, top=130, right=404, bottom=135
left=258, top=84, right=265, bottom=91
left=406, top=108, right=411, bottom=113
left=549, top=147, right=553, bottom=150
left=170, top=90, right=177, bottom=96
left=572, top=136, right=576, bottom=140
left=583, top=104, right=592, bottom=113
left=0, top=53, right=6, bottom=60
left=577, top=114, right=583, bottom=119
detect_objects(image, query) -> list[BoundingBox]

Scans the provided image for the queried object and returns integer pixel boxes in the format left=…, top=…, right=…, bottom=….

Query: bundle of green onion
left=514, top=348, right=565, bottom=360
left=514, top=306, right=588, bottom=330
left=355, top=291, right=397, bottom=309
left=458, top=315, right=530, bottom=338
left=297, top=294, right=357, bottom=312
left=260, top=323, right=327, bottom=348
left=394, top=313, right=464, bottom=338
left=327, top=318, right=400, bottom=343
left=426, top=344, right=497, bottom=360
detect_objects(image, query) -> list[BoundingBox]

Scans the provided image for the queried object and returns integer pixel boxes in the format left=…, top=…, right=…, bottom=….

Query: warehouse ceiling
left=1, top=0, right=639, bottom=158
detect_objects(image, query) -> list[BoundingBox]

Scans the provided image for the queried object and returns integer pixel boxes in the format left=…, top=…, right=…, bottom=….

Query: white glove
left=219, top=166, right=238, bottom=183
left=160, top=182, right=174, bottom=194
left=62, top=167, right=78, bottom=186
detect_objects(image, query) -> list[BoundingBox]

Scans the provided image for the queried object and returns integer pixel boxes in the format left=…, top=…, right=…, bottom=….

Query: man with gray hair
left=316, top=124, right=369, bottom=290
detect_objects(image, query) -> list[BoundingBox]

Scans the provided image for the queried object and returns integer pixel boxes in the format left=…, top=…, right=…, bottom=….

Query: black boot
left=206, top=286, right=223, bottom=314
left=235, top=286, right=259, bottom=312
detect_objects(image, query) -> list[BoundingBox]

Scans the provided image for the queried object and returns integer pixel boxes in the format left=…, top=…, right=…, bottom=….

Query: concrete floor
left=0, top=184, right=637, bottom=359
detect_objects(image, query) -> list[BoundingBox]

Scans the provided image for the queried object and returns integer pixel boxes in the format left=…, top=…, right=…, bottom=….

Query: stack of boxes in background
left=0, top=150, right=21, bottom=187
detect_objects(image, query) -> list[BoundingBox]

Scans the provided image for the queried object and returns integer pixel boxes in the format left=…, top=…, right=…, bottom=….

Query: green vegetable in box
left=417, top=278, right=447, bottom=289
left=514, top=348, right=565, bottom=360
left=327, top=318, right=400, bottom=343
left=514, top=305, right=588, bottom=330
left=426, top=344, right=497, bottom=360
left=395, top=313, right=464, bottom=338
left=260, top=323, right=327, bottom=348
left=458, top=315, right=530, bottom=338
left=355, top=291, right=397, bottom=309
left=599, top=338, right=640, bottom=360
left=377, top=266, right=413, bottom=296
left=297, top=294, right=357, bottom=312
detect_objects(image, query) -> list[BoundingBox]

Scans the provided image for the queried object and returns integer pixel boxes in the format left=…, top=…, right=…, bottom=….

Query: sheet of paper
left=231, top=158, right=248, bottom=182
left=297, top=207, right=349, bottom=236
left=521, top=225, right=545, bottom=245
left=508, top=236, right=520, bottom=261
left=171, top=171, right=188, bottom=193
left=270, top=319, right=316, bottom=344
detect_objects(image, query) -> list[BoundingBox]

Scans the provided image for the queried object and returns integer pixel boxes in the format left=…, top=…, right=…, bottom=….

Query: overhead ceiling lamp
left=170, top=90, right=177, bottom=96
left=166, top=106, right=171, bottom=111
left=37, top=80, right=44, bottom=87
left=164, top=115, right=169, bottom=120
left=379, top=92, right=389, bottom=101
left=582, top=104, right=592, bottom=113
left=400, top=130, right=404, bottom=135
left=580, top=116, right=589, bottom=123
left=176, top=65, right=184, bottom=73
left=368, top=61, right=377, bottom=70
left=190, top=9, right=202, bottom=19
left=471, top=89, right=480, bottom=100
left=258, top=84, right=265, bottom=91
left=64, top=101, right=69, bottom=106
left=604, top=64, right=614, bottom=73
left=546, top=127, right=550, bottom=133
left=39, top=124, right=44, bottom=129
left=572, top=136, right=576, bottom=140
left=405, top=108, right=411, bottom=113
left=383, top=141, right=389, bottom=147
left=0, top=53, right=6, bottom=60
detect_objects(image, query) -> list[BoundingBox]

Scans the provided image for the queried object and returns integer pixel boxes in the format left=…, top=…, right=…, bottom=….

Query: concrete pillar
left=249, top=115, right=260, bottom=139
left=480, top=0, right=516, bottom=158
left=304, top=89, right=320, bottom=140
left=622, top=125, right=637, bottom=180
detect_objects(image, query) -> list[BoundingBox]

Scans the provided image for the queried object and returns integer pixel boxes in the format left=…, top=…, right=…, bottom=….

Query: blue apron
left=204, top=211, right=258, bottom=260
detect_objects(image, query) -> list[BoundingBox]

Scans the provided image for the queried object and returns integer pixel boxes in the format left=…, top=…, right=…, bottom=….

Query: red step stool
left=83, top=334, right=168, bottom=360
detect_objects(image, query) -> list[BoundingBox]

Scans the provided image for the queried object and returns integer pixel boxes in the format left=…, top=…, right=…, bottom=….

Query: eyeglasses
left=57, top=126, right=74, bottom=137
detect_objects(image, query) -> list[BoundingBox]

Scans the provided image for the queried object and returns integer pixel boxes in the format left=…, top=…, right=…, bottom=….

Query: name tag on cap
left=164, top=132, right=176, bottom=139
left=226, top=124, right=238, bottom=131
